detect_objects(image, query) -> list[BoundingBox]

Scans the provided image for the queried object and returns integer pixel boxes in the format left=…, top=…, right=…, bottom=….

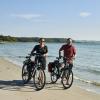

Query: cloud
left=11, top=14, right=42, bottom=20
left=80, top=12, right=92, bottom=18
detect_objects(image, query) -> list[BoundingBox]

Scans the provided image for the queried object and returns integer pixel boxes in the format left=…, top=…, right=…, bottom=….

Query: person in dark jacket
left=31, top=38, right=48, bottom=70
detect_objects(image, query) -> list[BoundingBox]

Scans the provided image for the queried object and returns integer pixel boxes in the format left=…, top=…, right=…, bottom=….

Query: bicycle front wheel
left=33, top=68, right=46, bottom=91
left=61, top=69, right=73, bottom=89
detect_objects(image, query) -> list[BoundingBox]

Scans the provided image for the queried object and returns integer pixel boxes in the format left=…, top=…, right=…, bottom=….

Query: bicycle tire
left=61, top=69, right=73, bottom=89
left=33, top=68, right=46, bottom=91
left=22, top=64, right=31, bottom=84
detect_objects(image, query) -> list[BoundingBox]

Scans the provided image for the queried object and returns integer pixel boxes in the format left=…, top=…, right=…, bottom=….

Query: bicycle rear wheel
left=22, top=64, right=31, bottom=84
left=61, top=69, right=73, bottom=89
left=33, top=68, right=46, bottom=91
left=51, top=66, right=59, bottom=84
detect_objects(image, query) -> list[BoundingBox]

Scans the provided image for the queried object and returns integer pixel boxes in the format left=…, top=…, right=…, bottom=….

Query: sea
left=0, top=42, right=100, bottom=94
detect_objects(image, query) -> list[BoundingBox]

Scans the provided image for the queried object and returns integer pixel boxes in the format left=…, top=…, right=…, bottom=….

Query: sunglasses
left=40, top=41, right=45, bottom=42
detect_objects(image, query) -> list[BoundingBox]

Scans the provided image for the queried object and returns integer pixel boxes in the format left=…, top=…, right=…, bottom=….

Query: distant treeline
left=17, top=37, right=67, bottom=42
left=0, top=35, right=17, bottom=42
left=1, top=35, right=100, bottom=44
left=0, top=35, right=67, bottom=43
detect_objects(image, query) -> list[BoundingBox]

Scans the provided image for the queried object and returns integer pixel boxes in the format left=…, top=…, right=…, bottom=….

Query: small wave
left=74, top=76, right=100, bottom=87
left=0, top=55, right=26, bottom=58
left=91, top=81, right=100, bottom=86
left=74, top=76, right=92, bottom=84
left=74, top=64, right=100, bottom=75
left=4, top=57, right=22, bottom=67
left=48, top=55, right=56, bottom=58
left=87, top=69, right=100, bottom=75
left=17, top=56, right=25, bottom=58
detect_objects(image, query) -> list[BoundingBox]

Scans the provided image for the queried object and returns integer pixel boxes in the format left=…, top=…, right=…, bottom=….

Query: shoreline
left=1, top=57, right=100, bottom=95
left=0, top=58, right=100, bottom=100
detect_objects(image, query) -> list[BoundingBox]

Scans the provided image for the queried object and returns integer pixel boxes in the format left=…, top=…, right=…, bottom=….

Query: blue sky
left=0, top=0, right=100, bottom=40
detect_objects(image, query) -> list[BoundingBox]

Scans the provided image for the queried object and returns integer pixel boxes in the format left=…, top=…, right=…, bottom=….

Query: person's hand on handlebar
left=42, top=53, right=48, bottom=57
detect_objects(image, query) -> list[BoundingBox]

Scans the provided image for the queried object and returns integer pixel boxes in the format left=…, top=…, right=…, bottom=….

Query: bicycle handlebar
left=32, top=53, right=43, bottom=56
left=25, top=53, right=45, bottom=59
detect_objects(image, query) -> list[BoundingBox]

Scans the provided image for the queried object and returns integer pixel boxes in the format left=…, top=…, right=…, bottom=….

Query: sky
left=0, top=0, right=100, bottom=40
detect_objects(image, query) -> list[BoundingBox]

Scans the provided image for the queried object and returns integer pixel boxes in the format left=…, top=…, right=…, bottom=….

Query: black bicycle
left=22, top=54, right=34, bottom=84
left=49, top=56, right=73, bottom=89
left=22, top=53, right=46, bottom=91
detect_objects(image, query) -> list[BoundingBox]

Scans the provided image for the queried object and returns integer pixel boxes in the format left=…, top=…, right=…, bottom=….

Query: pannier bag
left=48, top=62, right=54, bottom=72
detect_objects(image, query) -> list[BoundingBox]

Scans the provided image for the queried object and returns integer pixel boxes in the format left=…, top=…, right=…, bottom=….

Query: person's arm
left=43, top=46, right=48, bottom=57
left=31, top=45, right=37, bottom=55
left=72, top=46, right=76, bottom=59
left=59, top=50, right=61, bottom=58
left=45, top=46, right=48, bottom=54
left=59, top=45, right=63, bottom=58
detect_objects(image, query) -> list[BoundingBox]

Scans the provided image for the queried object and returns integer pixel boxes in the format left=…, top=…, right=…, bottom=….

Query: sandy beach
left=0, top=58, right=100, bottom=100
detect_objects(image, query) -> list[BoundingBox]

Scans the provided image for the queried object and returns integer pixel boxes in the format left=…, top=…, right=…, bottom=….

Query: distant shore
left=0, top=58, right=100, bottom=100
left=1, top=35, right=100, bottom=43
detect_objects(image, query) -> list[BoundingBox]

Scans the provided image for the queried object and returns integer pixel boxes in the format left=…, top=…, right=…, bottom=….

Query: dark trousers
left=35, top=56, right=46, bottom=70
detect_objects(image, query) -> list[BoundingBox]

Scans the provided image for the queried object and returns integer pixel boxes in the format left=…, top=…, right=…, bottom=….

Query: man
left=59, top=38, right=76, bottom=70
left=31, top=38, right=48, bottom=70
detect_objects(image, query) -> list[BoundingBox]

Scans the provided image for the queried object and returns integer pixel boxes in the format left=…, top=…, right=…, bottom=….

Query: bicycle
left=22, top=54, right=34, bottom=84
left=22, top=53, right=46, bottom=91
left=49, top=56, right=73, bottom=89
